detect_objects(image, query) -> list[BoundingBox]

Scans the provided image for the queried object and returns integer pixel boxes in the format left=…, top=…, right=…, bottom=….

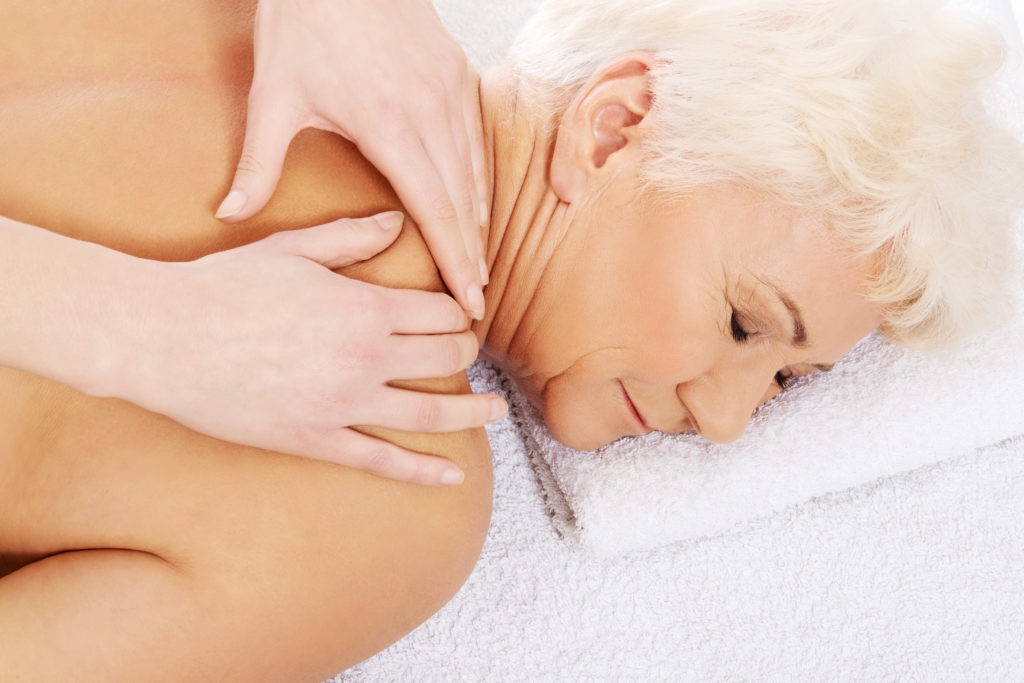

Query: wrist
left=79, top=256, right=184, bottom=405
left=0, top=216, right=176, bottom=402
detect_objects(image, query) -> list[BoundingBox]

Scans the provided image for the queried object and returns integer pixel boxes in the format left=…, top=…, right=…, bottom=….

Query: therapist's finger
left=409, top=111, right=482, bottom=312
left=362, top=131, right=484, bottom=319
left=438, top=72, right=487, bottom=286
left=383, top=331, right=480, bottom=381
left=308, top=428, right=467, bottom=486
left=362, top=387, right=507, bottom=434
left=217, top=88, right=298, bottom=223
left=463, top=68, right=491, bottom=233
left=379, top=288, right=470, bottom=335
left=258, top=212, right=404, bottom=269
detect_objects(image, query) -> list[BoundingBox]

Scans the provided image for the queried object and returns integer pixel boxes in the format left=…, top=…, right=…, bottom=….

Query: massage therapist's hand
left=217, top=0, right=490, bottom=319
left=122, top=213, right=504, bottom=486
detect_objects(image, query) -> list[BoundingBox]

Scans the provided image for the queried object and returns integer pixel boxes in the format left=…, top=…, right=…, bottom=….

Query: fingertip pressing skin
left=215, top=189, right=248, bottom=220
left=220, top=0, right=489, bottom=321
left=374, top=211, right=406, bottom=231
left=217, top=92, right=298, bottom=222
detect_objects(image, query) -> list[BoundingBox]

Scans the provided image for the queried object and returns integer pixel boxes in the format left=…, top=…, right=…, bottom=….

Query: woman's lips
left=619, top=381, right=652, bottom=433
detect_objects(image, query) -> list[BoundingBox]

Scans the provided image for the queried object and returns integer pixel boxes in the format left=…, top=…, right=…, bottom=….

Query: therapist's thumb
left=216, top=95, right=296, bottom=223
left=266, top=212, right=406, bottom=270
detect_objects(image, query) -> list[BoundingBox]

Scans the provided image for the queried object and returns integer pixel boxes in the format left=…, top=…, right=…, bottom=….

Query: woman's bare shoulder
left=273, top=132, right=492, bottom=474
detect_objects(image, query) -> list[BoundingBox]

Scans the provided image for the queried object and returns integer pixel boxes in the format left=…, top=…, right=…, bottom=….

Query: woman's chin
left=542, top=407, right=618, bottom=452
left=516, top=373, right=627, bottom=451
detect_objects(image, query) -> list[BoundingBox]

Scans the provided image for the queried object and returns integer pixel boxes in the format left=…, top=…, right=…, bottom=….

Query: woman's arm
left=0, top=2, right=494, bottom=677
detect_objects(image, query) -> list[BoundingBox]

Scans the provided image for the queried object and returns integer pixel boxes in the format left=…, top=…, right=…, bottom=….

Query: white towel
left=498, top=0, right=1024, bottom=556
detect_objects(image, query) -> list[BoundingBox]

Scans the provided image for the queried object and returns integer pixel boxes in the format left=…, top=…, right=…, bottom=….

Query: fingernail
left=374, top=211, right=405, bottom=231
left=478, top=256, right=490, bottom=286
left=441, top=469, right=465, bottom=486
left=215, top=190, right=247, bottom=219
left=489, top=398, right=508, bottom=422
left=479, top=200, right=489, bottom=227
left=466, top=285, right=485, bottom=321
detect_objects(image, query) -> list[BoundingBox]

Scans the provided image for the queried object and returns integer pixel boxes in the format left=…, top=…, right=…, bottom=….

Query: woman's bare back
left=0, top=1, right=492, bottom=679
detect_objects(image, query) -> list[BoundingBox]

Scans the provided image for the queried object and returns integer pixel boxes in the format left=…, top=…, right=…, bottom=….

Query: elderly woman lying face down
left=0, top=0, right=1020, bottom=679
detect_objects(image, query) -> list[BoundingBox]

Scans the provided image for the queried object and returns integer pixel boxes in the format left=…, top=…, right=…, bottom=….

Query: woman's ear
left=550, top=52, right=656, bottom=203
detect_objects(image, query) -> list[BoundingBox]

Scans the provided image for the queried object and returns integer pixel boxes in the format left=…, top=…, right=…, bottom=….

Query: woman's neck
left=473, top=68, right=571, bottom=372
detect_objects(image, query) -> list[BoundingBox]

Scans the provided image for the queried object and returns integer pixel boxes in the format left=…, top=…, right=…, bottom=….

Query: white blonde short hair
left=511, top=0, right=1024, bottom=347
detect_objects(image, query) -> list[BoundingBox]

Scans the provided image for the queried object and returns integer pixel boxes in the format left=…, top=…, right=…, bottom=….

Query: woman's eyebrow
left=764, top=281, right=810, bottom=349
left=763, top=281, right=835, bottom=371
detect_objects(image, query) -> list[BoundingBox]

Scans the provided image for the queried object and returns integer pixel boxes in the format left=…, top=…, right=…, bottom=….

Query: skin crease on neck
left=471, top=56, right=884, bottom=450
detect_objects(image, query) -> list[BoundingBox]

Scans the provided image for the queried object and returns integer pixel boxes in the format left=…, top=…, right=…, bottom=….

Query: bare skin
left=0, top=1, right=884, bottom=680
left=0, top=1, right=490, bottom=680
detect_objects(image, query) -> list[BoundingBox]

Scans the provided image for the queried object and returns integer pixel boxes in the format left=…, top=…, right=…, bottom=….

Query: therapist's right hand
left=120, top=211, right=505, bottom=486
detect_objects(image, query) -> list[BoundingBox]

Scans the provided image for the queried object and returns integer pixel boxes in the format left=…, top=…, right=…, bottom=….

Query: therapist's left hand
left=217, top=0, right=489, bottom=319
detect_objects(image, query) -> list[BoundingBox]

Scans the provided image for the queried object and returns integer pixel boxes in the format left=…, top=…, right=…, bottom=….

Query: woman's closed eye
left=774, top=366, right=830, bottom=391
left=729, top=308, right=757, bottom=343
left=730, top=308, right=803, bottom=390
left=774, top=368, right=794, bottom=389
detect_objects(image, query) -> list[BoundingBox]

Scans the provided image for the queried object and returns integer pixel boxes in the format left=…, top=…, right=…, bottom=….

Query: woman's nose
left=680, top=365, right=777, bottom=444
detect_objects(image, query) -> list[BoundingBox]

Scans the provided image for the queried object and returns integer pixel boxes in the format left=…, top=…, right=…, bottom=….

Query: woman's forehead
left=693, top=188, right=883, bottom=350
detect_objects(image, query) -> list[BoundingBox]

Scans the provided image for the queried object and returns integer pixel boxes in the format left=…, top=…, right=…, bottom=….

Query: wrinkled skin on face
left=476, top=58, right=883, bottom=450
left=511, top=181, right=881, bottom=450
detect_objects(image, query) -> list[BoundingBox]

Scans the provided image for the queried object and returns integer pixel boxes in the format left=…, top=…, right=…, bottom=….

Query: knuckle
left=280, top=419, right=319, bottom=453
left=336, top=345, right=378, bottom=374
left=415, top=70, right=446, bottom=99
left=319, top=389, right=355, bottom=418
left=452, top=252, right=476, bottom=275
left=304, top=389, right=332, bottom=413
left=415, top=396, right=443, bottom=432
left=364, top=444, right=394, bottom=475
left=235, top=151, right=267, bottom=177
left=453, top=176, right=476, bottom=216
left=464, top=331, right=481, bottom=357
left=379, top=104, right=414, bottom=137
left=448, top=301, right=468, bottom=331
left=349, top=286, right=385, bottom=320
left=407, top=460, right=433, bottom=486
left=334, top=218, right=373, bottom=246
left=443, top=336, right=467, bottom=375
left=430, top=194, right=459, bottom=224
